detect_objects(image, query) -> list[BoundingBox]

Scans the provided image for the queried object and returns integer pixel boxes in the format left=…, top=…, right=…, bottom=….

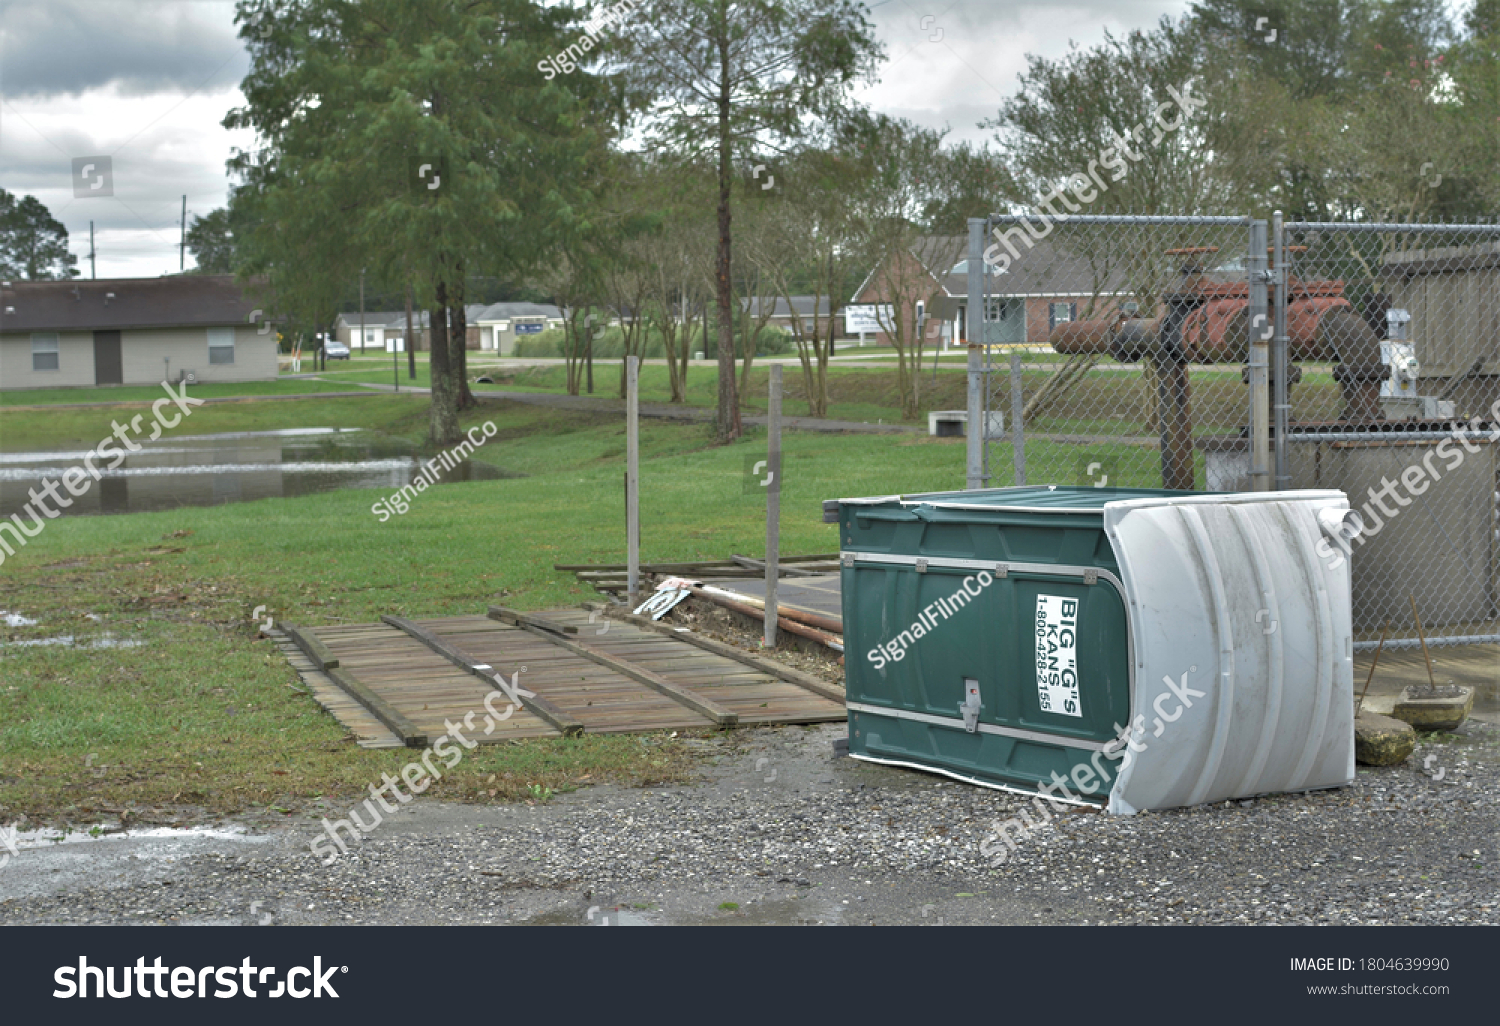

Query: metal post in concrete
left=1009, top=348, right=1026, bottom=486
left=1247, top=219, right=1270, bottom=490
left=626, top=355, right=640, bottom=604
left=965, top=217, right=985, bottom=490
left=764, top=364, right=782, bottom=648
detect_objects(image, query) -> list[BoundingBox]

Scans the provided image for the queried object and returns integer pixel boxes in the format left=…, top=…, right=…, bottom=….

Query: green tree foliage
left=0, top=190, right=78, bottom=280
left=612, top=0, right=882, bottom=442
left=982, top=19, right=1237, bottom=216
left=185, top=208, right=236, bottom=274
left=225, top=0, right=609, bottom=444
left=986, top=2, right=1497, bottom=222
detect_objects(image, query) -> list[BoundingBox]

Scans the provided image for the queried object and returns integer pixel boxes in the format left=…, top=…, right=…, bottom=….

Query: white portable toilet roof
left=1101, top=490, right=1356, bottom=814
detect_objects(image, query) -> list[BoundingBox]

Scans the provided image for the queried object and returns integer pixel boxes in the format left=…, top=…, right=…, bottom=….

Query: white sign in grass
left=843, top=304, right=894, bottom=335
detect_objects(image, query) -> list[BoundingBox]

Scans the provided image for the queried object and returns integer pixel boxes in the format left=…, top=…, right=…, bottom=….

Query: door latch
left=960, top=677, right=982, bottom=733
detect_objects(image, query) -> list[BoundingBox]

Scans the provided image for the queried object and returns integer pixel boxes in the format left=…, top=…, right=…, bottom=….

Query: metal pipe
left=626, top=355, right=640, bottom=603
left=764, top=364, right=781, bottom=648
left=1286, top=222, right=1500, bottom=233
left=1247, top=219, right=1270, bottom=490
left=691, top=583, right=844, bottom=634
left=989, top=214, right=1253, bottom=226
left=688, top=586, right=844, bottom=651
left=1009, top=349, right=1026, bottom=485
left=1272, top=210, right=1291, bottom=489
left=1286, top=430, right=1495, bottom=442
left=966, top=218, right=985, bottom=490
left=1354, top=634, right=1500, bottom=651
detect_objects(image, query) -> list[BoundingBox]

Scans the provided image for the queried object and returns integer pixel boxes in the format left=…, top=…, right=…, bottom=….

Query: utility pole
left=179, top=196, right=186, bottom=271
left=89, top=221, right=96, bottom=279
left=359, top=268, right=366, bottom=355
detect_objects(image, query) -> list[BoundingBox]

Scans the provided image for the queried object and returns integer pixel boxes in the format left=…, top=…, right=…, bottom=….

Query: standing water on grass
left=0, top=428, right=515, bottom=519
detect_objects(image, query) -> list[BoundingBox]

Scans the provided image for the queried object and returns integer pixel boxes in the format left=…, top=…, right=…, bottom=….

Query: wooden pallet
left=287, top=610, right=845, bottom=743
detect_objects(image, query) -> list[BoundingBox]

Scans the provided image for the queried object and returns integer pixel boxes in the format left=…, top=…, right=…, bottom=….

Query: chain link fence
left=1280, top=222, right=1500, bottom=649
left=969, top=213, right=1500, bottom=650
left=975, top=214, right=1264, bottom=493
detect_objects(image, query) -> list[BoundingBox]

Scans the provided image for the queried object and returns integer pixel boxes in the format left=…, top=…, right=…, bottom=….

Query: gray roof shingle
left=0, top=275, right=265, bottom=334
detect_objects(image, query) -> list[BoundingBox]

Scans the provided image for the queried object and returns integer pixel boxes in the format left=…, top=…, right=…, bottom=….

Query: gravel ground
left=1, top=718, right=1496, bottom=926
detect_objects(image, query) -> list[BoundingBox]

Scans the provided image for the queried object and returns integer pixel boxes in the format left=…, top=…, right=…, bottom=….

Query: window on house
left=986, top=298, right=1015, bottom=321
left=1049, top=302, right=1077, bottom=330
left=31, top=332, right=59, bottom=371
left=208, top=326, right=235, bottom=365
left=365, top=329, right=376, bottom=344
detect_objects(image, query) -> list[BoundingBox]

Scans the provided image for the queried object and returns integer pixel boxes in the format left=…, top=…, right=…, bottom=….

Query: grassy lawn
left=315, top=356, right=1342, bottom=436
left=0, top=377, right=361, bottom=408
left=0, top=387, right=1188, bottom=828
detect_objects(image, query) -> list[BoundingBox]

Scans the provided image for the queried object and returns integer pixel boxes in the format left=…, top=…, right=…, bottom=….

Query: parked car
left=324, top=340, right=351, bottom=360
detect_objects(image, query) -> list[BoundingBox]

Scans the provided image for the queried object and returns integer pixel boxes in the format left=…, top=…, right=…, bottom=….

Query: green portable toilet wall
left=830, top=486, right=1359, bottom=814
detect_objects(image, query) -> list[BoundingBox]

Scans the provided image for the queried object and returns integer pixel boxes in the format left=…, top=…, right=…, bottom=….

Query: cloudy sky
left=0, top=0, right=1189, bottom=279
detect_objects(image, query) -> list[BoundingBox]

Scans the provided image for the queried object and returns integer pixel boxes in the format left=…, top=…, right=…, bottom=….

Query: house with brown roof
left=0, top=275, right=277, bottom=390
left=850, top=235, right=1137, bottom=347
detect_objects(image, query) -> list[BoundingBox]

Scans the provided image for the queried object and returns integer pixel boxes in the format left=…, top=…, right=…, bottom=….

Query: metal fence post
left=1247, top=219, right=1270, bottom=490
left=1271, top=210, right=1290, bottom=489
left=966, top=217, right=985, bottom=490
left=626, top=355, right=640, bottom=603
left=1009, top=349, right=1026, bottom=485
left=764, top=364, right=781, bottom=647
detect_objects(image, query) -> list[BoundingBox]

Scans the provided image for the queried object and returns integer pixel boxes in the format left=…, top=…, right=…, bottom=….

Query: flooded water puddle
left=0, top=427, right=517, bottom=518
left=0, top=632, right=143, bottom=650
left=0, top=611, right=142, bottom=650
left=7, top=824, right=267, bottom=851
left=524, top=896, right=848, bottom=926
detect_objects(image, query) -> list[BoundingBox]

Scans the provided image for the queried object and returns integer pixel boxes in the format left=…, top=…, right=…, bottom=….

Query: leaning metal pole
left=966, top=218, right=985, bottom=490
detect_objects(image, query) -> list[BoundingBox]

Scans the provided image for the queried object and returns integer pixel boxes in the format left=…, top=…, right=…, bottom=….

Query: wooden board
left=312, top=621, right=560, bottom=742
left=292, top=610, right=846, bottom=742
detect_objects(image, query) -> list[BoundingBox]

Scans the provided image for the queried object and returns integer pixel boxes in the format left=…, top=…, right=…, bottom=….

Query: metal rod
left=1272, top=210, right=1290, bottom=489
left=989, top=214, right=1253, bottom=226
left=1354, top=633, right=1500, bottom=651
left=179, top=195, right=186, bottom=271
left=626, top=355, right=640, bottom=604
left=1356, top=621, right=1389, bottom=715
left=1247, top=219, right=1270, bottom=490
left=1285, top=221, right=1500, bottom=233
left=764, top=363, right=781, bottom=648
left=966, top=217, right=984, bottom=491
left=1409, top=594, right=1437, bottom=690
left=1286, top=430, right=1495, bottom=442
left=1009, top=348, right=1026, bottom=486
left=966, top=345, right=983, bottom=490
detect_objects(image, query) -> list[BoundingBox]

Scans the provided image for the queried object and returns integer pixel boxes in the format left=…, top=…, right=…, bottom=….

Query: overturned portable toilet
left=825, top=486, right=1358, bottom=813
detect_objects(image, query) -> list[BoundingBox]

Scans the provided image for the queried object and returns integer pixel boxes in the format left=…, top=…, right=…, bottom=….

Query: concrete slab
left=1355, top=644, right=1498, bottom=726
